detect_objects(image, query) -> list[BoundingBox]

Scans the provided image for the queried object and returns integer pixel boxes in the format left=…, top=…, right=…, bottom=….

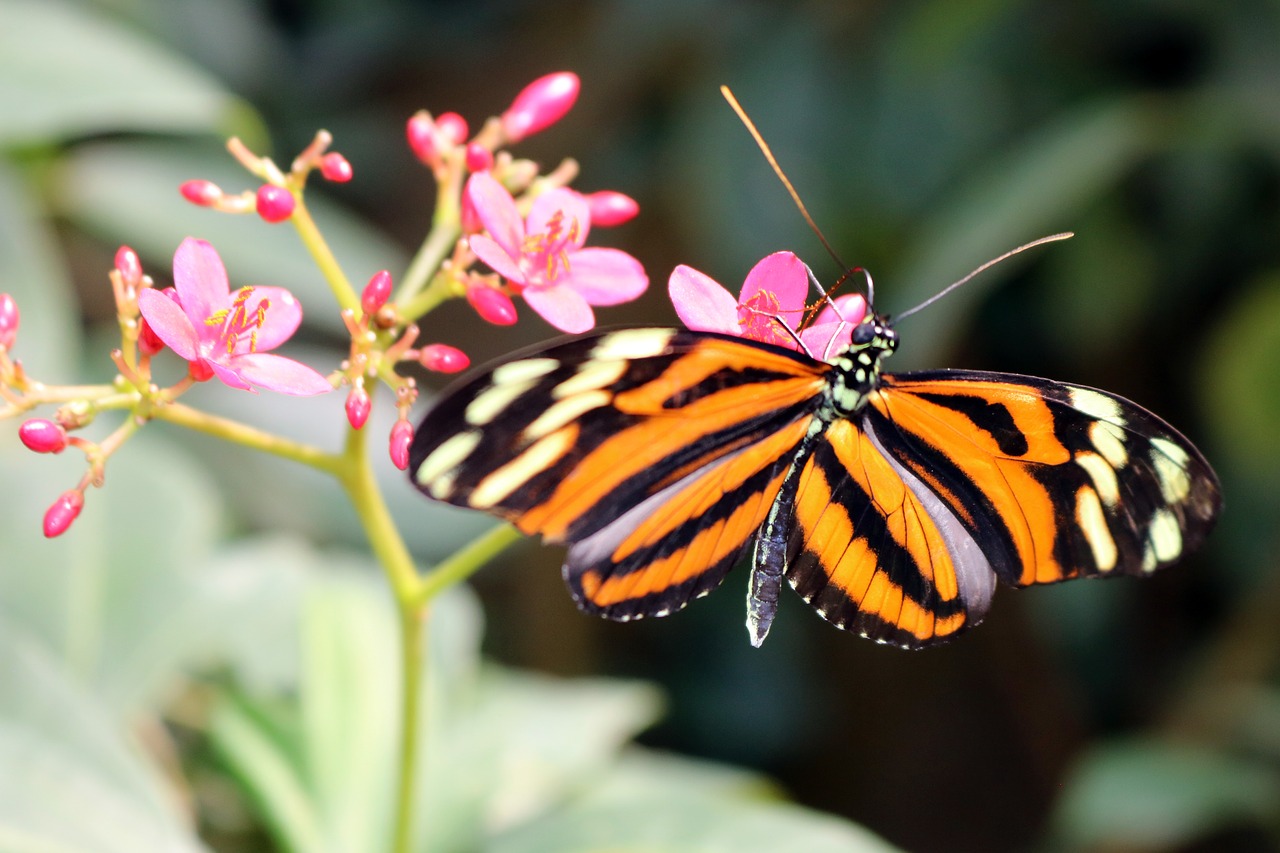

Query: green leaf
left=489, top=750, right=902, bottom=853
left=53, top=139, right=410, bottom=338
left=1050, top=738, right=1280, bottom=849
left=0, top=620, right=207, bottom=852
left=0, top=431, right=226, bottom=718
left=0, top=159, right=79, bottom=380
left=0, top=0, right=257, bottom=145
left=891, top=97, right=1158, bottom=367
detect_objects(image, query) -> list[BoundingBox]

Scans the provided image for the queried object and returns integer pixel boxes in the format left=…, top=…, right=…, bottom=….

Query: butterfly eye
left=852, top=323, right=876, bottom=345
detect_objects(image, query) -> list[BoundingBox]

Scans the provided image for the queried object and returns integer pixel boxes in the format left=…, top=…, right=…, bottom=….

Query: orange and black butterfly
left=409, top=293, right=1221, bottom=649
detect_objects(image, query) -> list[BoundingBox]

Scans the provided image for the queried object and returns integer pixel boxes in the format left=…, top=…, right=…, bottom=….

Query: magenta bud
left=406, top=113, right=438, bottom=164
left=466, top=284, right=518, bottom=326
left=465, top=143, right=494, bottom=173
left=180, top=179, right=222, bottom=207
left=583, top=190, right=639, bottom=227
left=43, top=490, right=84, bottom=538
left=435, top=112, right=469, bottom=145
left=189, top=360, right=215, bottom=382
left=19, top=419, right=68, bottom=454
left=114, top=246, right=143, bottom=288
left=502, top=72, right=580, bottom=142
left=0, top=293, right=18, bottom=350
left=255, top=185, right=296, bottom=223
left=419, top=344, right=470, bottom=374
left=346, top=386, right=371, bottom=430
left=389, top=420, right=413, bottom=470
left=320, top=152, right=353, bottom=182
left=362, top=270, right=393, bottom=316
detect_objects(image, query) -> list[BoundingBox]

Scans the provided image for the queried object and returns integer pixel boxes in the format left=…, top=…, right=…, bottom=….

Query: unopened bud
left=255, top=185, right=296, bottom=223
left=466, top=284, right=518, bottom=326
left=502, top=72, right=580, bottom=142
left=0, top=293, right=18, bottom=350
left=43, top=490, right=84, bottom=538
left=465, top=143, right=494, bottom=172
left=18, top=419, right=68, bottom=454
left=583, top=190, right=639, bottom=227
left=407, top=113, right=439, bottom=165
left=114, top=246, right=143, bottom=289
left=180, top=179, right=223, bottom=207
left=389, top=420, right=413, bottom=470
left=190, top=360, right=215, bottom=382
left=362, top=270, right=393, bottom=316
left=346, top=385, right=371, bottom=430
left=320, top=152, right=353, bottom=182
left=435, top=112, right=469, bottom=145
left=419, top=344, right=469, bottom=373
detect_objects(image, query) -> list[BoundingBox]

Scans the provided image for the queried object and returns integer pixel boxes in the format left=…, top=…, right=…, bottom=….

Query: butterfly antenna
left=721, top=86, right=850, bottom=276
left=895, top=232, right=1074, bottom=321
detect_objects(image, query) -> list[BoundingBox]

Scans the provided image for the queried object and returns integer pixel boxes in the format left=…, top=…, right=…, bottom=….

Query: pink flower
left=668, top=252, right=867, bottom=360
left=466, top=172, right=647, bottom=333
left=137, top=238, right=331, bottom=396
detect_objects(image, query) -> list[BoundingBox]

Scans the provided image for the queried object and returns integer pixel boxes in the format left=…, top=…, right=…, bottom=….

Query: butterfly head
left=848, top=313, right=898, bottom=356
left=825, top=313, right=896, bottom=415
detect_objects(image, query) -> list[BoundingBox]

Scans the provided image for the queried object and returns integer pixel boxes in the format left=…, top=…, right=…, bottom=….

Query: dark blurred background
left=8, top=1, right=1280, bottom=851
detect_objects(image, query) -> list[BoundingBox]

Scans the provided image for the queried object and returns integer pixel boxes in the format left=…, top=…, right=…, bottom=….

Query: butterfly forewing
left=410, top=328, right=828, bottom=619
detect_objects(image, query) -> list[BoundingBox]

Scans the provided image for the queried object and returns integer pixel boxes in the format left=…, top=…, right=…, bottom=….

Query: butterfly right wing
left=409, top=328, right=827, bottom=621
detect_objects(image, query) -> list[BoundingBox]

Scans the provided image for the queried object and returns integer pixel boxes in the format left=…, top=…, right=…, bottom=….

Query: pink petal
left=240, top=286, right=303, bottom=352
left=228, top=352, right=333, bottom=396
left=812, top=293, right=868, bottom=328
left=740, top=252, right=810, bottom=329
left=523, top=283, right=595, bottom=334
left=207, top=359, right=257, bottom=392
left=137, top=288, right=200, bottom=361
left=528, top=189, right=591, bottom=250
left=668, top=265, right=741, bottom=335
left=800, top=296, right=868, bottom=361
left=469, top=234, right=528, bottom=284
left=465, top=172, right=524, bottom=258
left=172, top=238, right=230, bottom=327
left=562, top=247, right=648, bottom=306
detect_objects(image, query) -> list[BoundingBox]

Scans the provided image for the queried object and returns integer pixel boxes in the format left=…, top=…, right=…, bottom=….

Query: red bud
left=0, top=293, right=18, bottom=350
left=466, top=284, right=518, bottom=326
left=180, top=179, right=222, bottom=207
left=346, top=386, right=371, bottom=430
left=255, top=185, right=296, bottom=223
left=419, top=344, right=470, bottom=373
left=43, top=490, right=84, bottom=538
left=320, top=152, right=353, bottom=182
left=18, top=419, right=67, bottom=454
left=583, top=190, right=639, bottom=227
left=502, top=72, right=580, bottom=142
left=389, top=420, right=413, bottom=470
left=362, top=270, right=393, bottom=316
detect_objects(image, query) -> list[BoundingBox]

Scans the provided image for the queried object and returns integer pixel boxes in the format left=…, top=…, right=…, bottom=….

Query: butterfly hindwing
left=410, top=328, right=827, bottom=620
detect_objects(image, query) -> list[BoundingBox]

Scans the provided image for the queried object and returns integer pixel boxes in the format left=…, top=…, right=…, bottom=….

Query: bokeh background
left=2, top=1, right=1280, bottom=851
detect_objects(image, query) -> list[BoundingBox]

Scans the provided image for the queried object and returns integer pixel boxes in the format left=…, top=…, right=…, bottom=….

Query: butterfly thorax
left=824, top=316, right=898, bottom=417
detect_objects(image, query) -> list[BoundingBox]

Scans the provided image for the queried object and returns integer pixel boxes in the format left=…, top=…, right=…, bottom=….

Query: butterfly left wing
left=409, top=328, right=826, bottom=621
left=784, top=370, right=1221, bottom=648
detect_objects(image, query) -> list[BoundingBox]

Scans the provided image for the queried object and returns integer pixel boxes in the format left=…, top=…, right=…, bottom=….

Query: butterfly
left=408, top=292, right=1221, bottom=649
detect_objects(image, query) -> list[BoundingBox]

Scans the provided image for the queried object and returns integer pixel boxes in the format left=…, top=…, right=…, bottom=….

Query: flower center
left=206, top=287, right=271, bottom=354
left=521, top=209, right=580, bottom=284
left=737, top=290, right=791, bottom=345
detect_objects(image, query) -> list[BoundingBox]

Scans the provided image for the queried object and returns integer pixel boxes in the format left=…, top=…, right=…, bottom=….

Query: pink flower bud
left=0, top=293, right=18, bottom=350
left=465, top=143, right=494, bottom=172
left=256, top=185, right=296, bottom=223
left=502, top=72, right=580, bottom=142
left=19, top=419, right=68, bottom=454
left=43, top=490, right=84, bottom=538
left=419, top=344, right=469, bottom=373
left=389, top=420, right=413, bottom=470
left=460, top=188, right=482, bottom=235
left=466, top=284, right=518, bottom=326
left=346, top=385, right=371, bottom=429
left=362, top=270, right=393, bottom=316
left=435, top=112, right=469, bottom=145
left=583, top=190, right=639, bottom=227
left=406, top=113, right=439, bottom=164
left=114, top=246, right=143, bottom=288
left=180, top=179, right=223, bottom=207
left=320, top=152, right=353, bottom=182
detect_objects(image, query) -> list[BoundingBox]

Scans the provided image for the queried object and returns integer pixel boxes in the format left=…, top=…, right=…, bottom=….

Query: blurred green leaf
left=0, top=431, right=226, bottom=718
left=0, top=0, right=257, bottom=145
left=0, top=159, right=79, bottom=380
left=0, top=620, right=207, bottom=852
left=490, top=749, right=902, bottom=853
left=1050, top=738, right=1280, bottom=850
left=53, top=139, right=410, bottom=338
left=892, top=97, right=1159, bottom=366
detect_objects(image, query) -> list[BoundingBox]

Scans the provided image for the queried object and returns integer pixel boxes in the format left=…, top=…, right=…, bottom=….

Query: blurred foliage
left=2, top=0, right=1280, bottom=851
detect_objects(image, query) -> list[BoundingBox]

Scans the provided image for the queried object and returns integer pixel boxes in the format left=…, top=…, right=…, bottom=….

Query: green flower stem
left=152, top=402, right=343, bottom=474
left=413, top=523, right=523, bottom=608
left=399, top=159, right=463, bottom=303
left=397, top=273, right=454, bottom=324
left=291, top=196, right=360, bottom=314
left=393, top=600, right=426, bottom=853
